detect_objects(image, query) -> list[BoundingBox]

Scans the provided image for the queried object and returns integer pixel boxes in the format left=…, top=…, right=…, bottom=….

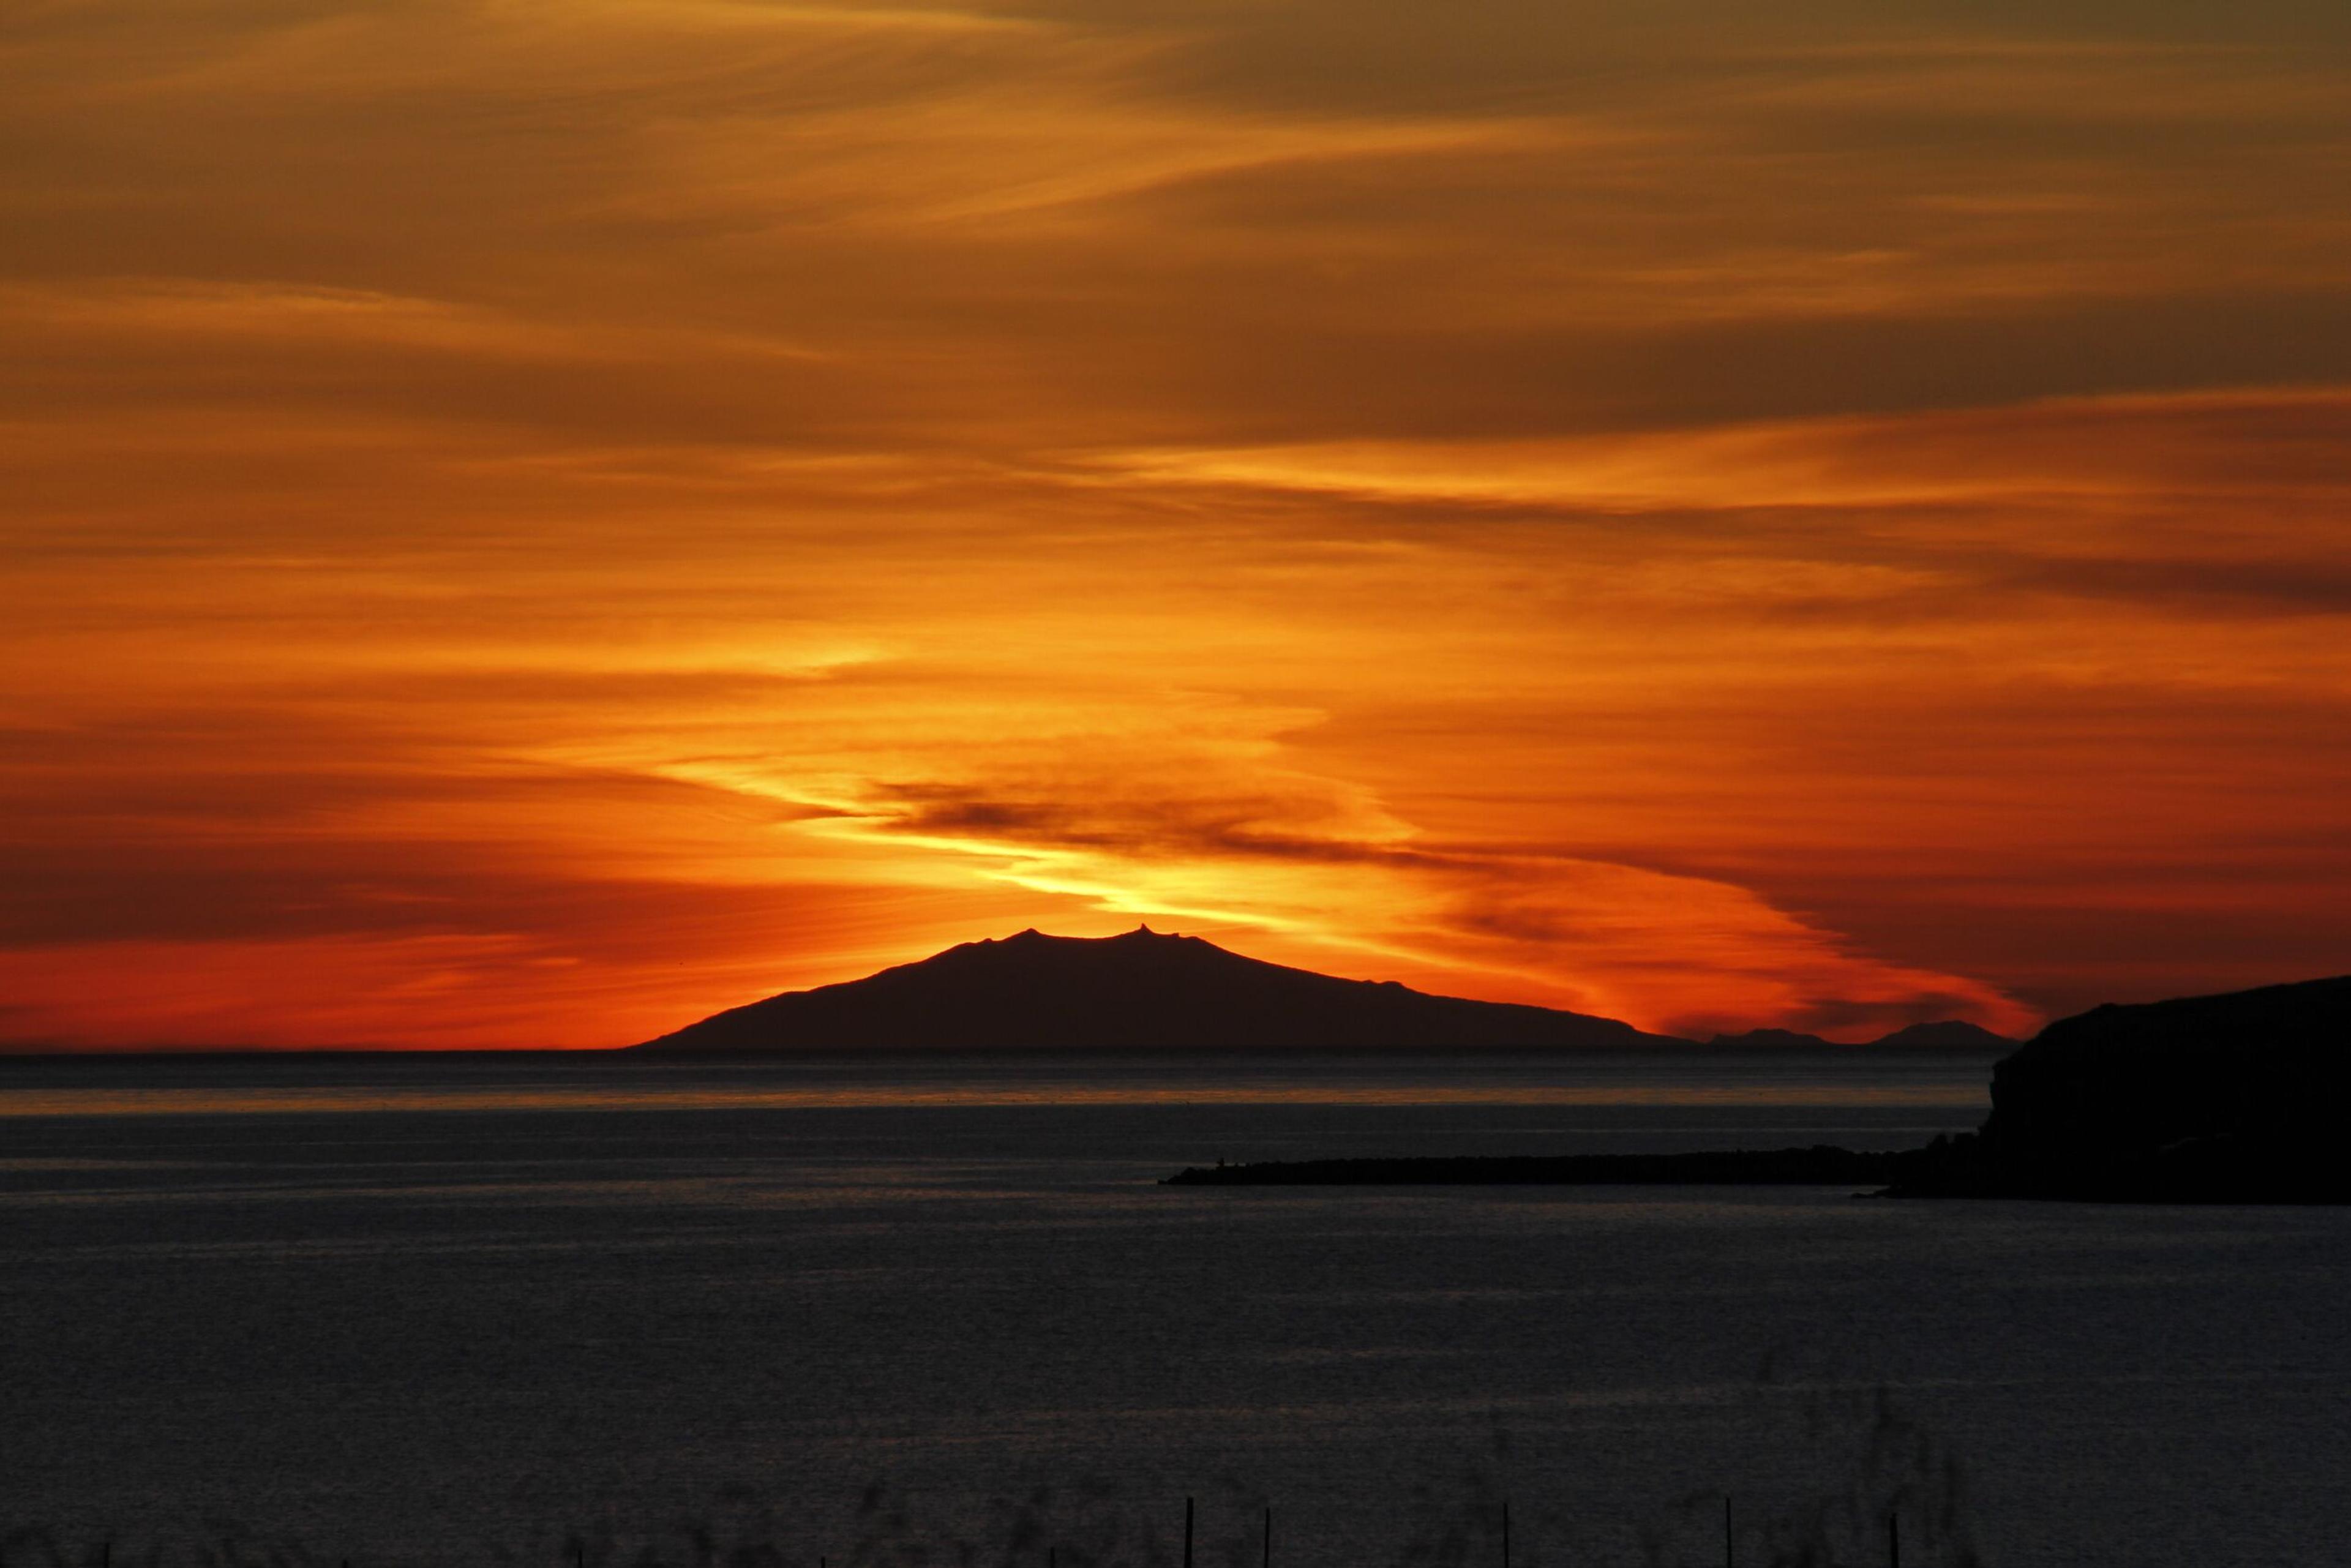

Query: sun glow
left=5, top=1, right=2348, bottom=1048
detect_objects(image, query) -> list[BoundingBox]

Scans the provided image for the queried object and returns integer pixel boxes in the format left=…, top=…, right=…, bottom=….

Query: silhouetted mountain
left=1708, top=1021, right=2011, bottom=1051
left=1705, top=1027, right=1837, bottom=1049
left=1869, top=1019, right=2014, bottom=1051
left=636, top=927, right=1692, bottom=1051
left=1887, top=974, right=2351, bottom=1201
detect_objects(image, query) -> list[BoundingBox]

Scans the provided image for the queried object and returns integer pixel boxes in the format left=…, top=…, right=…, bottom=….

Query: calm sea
left=2, top=1053, right=2345, bottom=1568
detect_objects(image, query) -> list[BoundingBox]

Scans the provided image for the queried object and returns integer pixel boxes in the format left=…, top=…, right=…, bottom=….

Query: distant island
left=634, top=926, right=2012, bottom=1052
left=1169, top=973, right=2351, bottom=1203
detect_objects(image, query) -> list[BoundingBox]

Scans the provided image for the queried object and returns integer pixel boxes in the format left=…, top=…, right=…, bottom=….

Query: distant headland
left=633, top=926, right=2013, bottom=1053
left=1168, top=973, right=2351, bottom=1203
left=1879, top=972, right=2351, bottom=1201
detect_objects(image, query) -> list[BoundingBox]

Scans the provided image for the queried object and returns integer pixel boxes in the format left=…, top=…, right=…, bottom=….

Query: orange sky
left=5, top=0, right=2349, bottom=1048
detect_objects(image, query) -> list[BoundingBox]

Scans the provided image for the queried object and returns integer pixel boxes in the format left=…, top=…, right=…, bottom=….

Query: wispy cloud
left=4, top=0, right=2348, bottom=1045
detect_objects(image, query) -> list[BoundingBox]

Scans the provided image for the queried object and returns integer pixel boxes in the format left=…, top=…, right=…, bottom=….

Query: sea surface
left=3, top=1052, right=2346, bottom=1568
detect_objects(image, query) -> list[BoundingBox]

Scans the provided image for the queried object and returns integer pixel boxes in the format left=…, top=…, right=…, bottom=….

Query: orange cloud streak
left=4, top=1, right=2349, bottom=1047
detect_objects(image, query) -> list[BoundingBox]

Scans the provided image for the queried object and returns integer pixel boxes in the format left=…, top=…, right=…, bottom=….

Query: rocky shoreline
left=1168, top=974, right=2351, bottom=1203
left=1164, top=1146, right=1901, bottom=1187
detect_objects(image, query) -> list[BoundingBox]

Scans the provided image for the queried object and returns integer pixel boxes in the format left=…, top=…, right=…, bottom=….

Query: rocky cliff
left=1886, top=974, right=2351, bottom=1201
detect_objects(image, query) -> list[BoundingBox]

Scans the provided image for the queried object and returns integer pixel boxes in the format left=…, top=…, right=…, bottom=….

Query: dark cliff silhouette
left=1174, top=973, right=2351, bottom=1201
left=636, top=927, right=1690, bottom=1051
left=1884, top=973, right=2351, bottom=1201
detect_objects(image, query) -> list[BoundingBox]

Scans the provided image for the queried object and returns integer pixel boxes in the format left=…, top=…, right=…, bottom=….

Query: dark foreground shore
left=1165, top=1130, right=2351, bottom=1202
left=1172, top=974, right=2351, bottom=1202
left=1164, top=1146, right=1899, bottom=1187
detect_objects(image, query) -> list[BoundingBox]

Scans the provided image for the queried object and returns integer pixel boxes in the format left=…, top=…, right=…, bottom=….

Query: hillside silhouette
left=636, top=926, right=1695, bottom=1051
left=637, top=927, right=2022, bottom=1052
left=1704, top=1019, right=2012, bottom=1051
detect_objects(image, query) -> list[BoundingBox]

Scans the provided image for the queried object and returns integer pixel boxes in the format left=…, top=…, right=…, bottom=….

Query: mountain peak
left=1871, top=1019, right=2013, bottom=1050
left=634, top=928, right=2022, bottom=1053
left=1707, top=1020, right=2014, bottom=1051
left=636, top=928, right=1679, bottom=1052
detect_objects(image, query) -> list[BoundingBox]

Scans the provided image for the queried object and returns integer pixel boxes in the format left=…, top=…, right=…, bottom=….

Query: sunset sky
left=6, top=0, right=2349, bottom=1048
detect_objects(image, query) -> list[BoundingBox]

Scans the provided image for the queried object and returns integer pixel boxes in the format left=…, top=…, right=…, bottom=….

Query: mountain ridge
left=1705, top=1019, right=2014, bottom=1051
left=633, top=926, right=2013, bottom=1052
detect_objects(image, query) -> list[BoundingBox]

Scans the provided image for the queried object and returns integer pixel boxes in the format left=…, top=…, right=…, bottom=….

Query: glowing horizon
left=5, top=1, right=2348, bottom=1049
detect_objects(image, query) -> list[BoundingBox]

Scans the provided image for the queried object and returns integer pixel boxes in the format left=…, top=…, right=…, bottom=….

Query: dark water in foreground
left=3, top=1053, right=2346, bottom=1568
